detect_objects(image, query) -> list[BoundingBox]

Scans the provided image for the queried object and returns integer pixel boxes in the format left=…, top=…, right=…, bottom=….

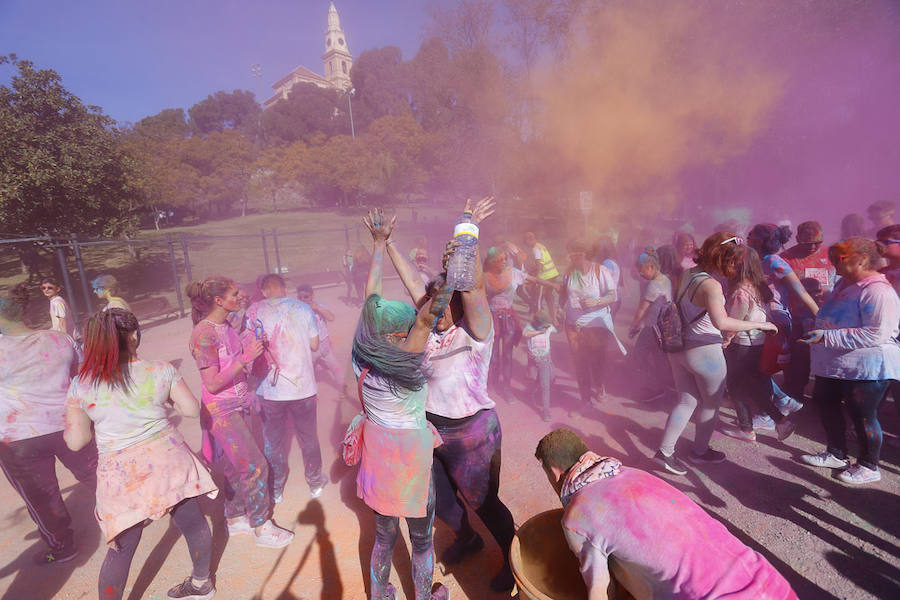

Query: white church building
left=263, top=2, right=353, bottom=109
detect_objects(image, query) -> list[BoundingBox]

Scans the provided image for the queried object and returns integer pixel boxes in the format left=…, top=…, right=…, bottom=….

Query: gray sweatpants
left=659, top=343, right=727, bottom=456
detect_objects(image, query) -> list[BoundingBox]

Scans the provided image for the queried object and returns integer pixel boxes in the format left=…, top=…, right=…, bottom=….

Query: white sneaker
left=253, top=520, right=294, bottom=548
left=752, top=415, right=776, bottom=431
left=273, top=493, right=283, bottom=504
left=801, top=451, right=850, bottom=469
left=838, top=464, right=882, bottom=485
left=226, top=516, right=252, bottom=537
left=777, top=395, right=804, bottom=416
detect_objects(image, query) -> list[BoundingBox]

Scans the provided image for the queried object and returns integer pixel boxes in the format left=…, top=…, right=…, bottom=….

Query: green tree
left=261, top=83, right=343, bottom=145
left=188, top=90, right=261, bottom=139
left=0, top=55, right=138, bottom=239
left=182, top=130, right=257, bottom=217
left=350, top=46, right=411, bottom=130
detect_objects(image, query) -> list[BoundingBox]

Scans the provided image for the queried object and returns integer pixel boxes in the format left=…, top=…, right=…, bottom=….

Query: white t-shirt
left=67, top=359, right=179, bottom=452
left=423, top=323, right=495, bottom=419
left=352, top=361, right=427, bottom=429
left=245, top=298, right=319, bottom=400
left=525, top=324, right=557, bottom=359
left=49, top=296, right=75, bottom=337
left=1, top=330, right=79, bottom=443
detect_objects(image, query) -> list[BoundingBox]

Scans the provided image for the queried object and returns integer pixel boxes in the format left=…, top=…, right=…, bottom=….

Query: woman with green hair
left=353, top=208, right=451, bottom=600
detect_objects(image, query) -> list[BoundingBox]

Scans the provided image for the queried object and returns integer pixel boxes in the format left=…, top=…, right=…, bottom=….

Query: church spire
left=323, top=2, right=353, bottom=89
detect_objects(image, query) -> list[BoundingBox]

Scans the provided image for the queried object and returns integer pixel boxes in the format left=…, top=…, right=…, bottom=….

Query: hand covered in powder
left=799, top=329, right=824, bottom=344
left=241, top=339, right=265, bottom=365
left=363, top=208, right=396, bottom=242
left=441, top=239, right=462, bottom=271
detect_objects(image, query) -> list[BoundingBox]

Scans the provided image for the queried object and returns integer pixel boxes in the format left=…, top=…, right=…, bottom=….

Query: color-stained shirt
left=639, top=275, right=672, bottom=328
left=811, top=273, right=900, bottom=381
left=780, top=245, right=836, bottom=292
left=424, top=323, right=495, bottom=419
left=524, top=324, right=556, bottom=359
left=245, top=298, right=319, bottom=401
left=487, top=268, right=527, bottom=311
left=562, top=467, right=797, bottom=600
left=49, top=296, right=75, bottom=337
left=188, top=320, right=250, bottom=416
left=67, top=359, right=180, bottom=453
left=761, top=254, right=794, bottom=312
left=353, top=361, right=427, bottom=430
left=0, top=330, right=79, bottom=443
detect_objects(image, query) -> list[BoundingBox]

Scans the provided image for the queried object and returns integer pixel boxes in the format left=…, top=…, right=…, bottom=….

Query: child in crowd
left=40, top=277, right=75, bottom=338
left=523, top=311, right=557, bottom=422
left=297, top=283, right=345, bottom=393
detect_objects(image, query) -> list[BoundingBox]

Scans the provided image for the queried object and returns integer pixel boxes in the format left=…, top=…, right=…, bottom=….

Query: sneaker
left=652, top=450, right=689, bottom=475
left=801, top=451, right=850, bottom=469
left=33, top=545, right=77, bottom=566
left=310, top=475, right=328, bottom=499
left=273, top=493, right=283, bottom=505
left=226, top=515, right=252, bottom=537
left=775, top=420, right=796, bottom=441
left=688, top=448, right=726, bottom=464
left=440, top=531, right=484, bottom=565
left=752, top=414, right=776, bottom=431
left=777, top=395, right=804, bottom=416
left=721, top=427, right=756, bottom=442
left=838, top=464, right=882, bottom=485
left=167, top=576, right=215, bottom=600
left=253, top=520, right=294, bottom=548
left=489, top=564, right=515, bottom=593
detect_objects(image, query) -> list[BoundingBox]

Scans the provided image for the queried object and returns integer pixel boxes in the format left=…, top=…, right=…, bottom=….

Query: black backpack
left=654, top=273, right=711, bottom=353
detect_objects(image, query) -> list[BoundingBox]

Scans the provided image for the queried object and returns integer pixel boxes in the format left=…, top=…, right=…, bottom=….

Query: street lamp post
left=251, top=63, right=262, bottom=105
left=347, top=87, right=356, bottom=138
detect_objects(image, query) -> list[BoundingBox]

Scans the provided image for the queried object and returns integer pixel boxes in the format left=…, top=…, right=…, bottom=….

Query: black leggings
left=813, top=376, right=890, bottom=470
left=98, top=497, right=211, bottom=600
left=725, top=344, right=785, bottom=431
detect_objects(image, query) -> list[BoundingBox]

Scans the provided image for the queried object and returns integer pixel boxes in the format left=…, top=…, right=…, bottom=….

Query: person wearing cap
left=535, top=429, right=797, bottom=600
left=779, top=221, right=836, bottom=401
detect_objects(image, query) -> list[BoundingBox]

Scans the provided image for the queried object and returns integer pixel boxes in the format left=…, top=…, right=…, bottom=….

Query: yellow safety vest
left=535, top=243, right=559, bottom=280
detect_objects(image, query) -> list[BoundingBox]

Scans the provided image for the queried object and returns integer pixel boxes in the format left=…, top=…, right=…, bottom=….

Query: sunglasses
left=719, top=236, right=744, bottom=246
left=880, top=239, right=900, bottom=246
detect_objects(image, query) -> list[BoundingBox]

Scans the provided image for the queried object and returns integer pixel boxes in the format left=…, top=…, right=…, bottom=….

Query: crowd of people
left=1, top=197, right=898, bottom=600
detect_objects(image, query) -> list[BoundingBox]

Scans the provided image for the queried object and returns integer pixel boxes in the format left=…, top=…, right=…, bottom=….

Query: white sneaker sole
left=169, top=589, right=215, bottom=600
left=254, top=534, right=294, bottom=548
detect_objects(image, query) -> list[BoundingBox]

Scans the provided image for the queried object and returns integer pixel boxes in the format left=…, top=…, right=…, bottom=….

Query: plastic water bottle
left=446, top=211, right=479, bottom=291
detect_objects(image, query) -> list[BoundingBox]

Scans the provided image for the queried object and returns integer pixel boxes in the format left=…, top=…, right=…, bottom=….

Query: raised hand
left=362, top=208, right=396, bottom=242
left=464, top=196, right=496, bottom=224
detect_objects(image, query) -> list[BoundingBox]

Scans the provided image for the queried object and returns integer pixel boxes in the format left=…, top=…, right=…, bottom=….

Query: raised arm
left=460, top=197, right=496, bottom=341
left=386, top=238, right=427, bottom=305
left=362, top=208, right=394, bottom=298
left=403, top=278, right=453, bottom=353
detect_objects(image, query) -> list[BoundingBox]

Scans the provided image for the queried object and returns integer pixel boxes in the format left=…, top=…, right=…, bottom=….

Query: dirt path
left=1, top=279, right=897, bottom=599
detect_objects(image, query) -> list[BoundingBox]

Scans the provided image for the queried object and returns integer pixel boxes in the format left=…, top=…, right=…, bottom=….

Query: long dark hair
left=730, top=247, right=774, bottom=305
left=0, top=283, right=29, bottom=322
left=79, top=309, right=140, bottom=390
left=748, top=223, right=792, bottom=256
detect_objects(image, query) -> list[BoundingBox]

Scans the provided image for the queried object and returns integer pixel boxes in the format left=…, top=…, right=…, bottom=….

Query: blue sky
left=1, top=0, right=440, bottom=123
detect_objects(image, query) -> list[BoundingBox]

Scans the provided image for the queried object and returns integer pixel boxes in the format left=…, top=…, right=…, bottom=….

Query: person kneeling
left=535, top=429, right=797, bottom=600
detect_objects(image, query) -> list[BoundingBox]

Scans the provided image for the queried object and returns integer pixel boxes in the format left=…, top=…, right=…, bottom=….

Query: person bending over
left=536, top=429, right=797, bottom=600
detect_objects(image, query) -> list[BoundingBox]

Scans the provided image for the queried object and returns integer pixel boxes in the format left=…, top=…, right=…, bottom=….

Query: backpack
left=654, top=273, right=711, bottom=353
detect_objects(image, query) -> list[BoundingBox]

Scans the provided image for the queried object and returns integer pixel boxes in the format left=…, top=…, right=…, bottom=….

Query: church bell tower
left=322, top=2, right=353, bottom=89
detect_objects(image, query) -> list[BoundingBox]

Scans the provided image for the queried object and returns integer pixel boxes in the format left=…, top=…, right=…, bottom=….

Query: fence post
left=166, top=234, right=185, bottom=318
left=272, top=229, right=282, bottom=274
left=71, top=233, right=93, bottom=313
left=344, top=224, right=350, bottom=250
left=179, top=233, right=193, bottom=283
left=55, top=242, right=78, bottom=318
left=261, top=228, right=271, bottom=274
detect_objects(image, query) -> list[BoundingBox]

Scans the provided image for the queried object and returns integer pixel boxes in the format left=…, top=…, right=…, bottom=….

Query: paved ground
left=1, top=278, right=898, bottom=599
